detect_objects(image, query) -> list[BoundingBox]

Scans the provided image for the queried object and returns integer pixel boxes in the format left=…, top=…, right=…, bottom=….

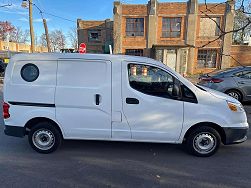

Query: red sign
left=79, top=43, right=86, bottom=54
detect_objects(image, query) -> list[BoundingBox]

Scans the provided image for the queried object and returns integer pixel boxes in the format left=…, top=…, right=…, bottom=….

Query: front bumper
left=4, top=125, right=26, bottom=138
left=223, top=127, right=249, bottom=145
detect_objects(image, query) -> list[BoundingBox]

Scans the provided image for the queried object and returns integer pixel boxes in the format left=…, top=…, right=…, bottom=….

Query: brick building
left=113, top=0, right=234, bottom=75
left=77, top=19, right=113, bottom=54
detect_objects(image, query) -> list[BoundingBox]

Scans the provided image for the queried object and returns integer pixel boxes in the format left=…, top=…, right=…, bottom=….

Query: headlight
left=227, top=101, right=244, bottom=112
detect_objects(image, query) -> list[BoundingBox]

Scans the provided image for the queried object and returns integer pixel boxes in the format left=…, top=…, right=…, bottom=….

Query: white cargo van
left=3, top=53, right=249, bottom=157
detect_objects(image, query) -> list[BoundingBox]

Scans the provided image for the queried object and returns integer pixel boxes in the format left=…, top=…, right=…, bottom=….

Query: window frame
left=126, top=18, right=145, bottom=37
left=197, top=49, right=218, bottom=68
left=88, top=29, right=102, bottom=42
left=162, top=17, right=182, bottom=38
left=125, top=49, right=144, bottom=56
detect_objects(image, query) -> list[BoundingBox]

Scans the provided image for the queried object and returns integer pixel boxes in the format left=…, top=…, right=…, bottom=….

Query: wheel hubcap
left=228, top=92, right=239, bottom=100
left=193, top=133, right=216, bottom=154
left=32, top=129, right=55, bottom=151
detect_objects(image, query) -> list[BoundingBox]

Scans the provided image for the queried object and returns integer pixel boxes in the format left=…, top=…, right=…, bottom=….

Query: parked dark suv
left=198, top=66, right=251, bottom=102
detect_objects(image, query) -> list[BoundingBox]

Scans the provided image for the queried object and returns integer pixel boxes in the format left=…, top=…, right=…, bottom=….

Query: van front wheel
left=185, top=126, right=221, bottom=157
left=28, top=122, right=62, bottom=154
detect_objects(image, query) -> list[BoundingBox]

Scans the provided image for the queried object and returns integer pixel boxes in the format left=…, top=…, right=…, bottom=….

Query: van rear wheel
left=185, top=126, right=221, bottom=157
left=28, top=122, right=62, bottom=154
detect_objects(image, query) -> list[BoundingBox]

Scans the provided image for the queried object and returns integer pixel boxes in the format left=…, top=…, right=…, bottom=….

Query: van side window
left=181, top=83, right=198, bottom=103
left=128, top=64, right=180, bottom=99
left=21, top=63, right=39, bottom=82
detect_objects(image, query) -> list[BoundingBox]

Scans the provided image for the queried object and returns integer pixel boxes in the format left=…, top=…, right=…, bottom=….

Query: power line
left=42, top=12, right=75, bottom=23
left=28, top=0, right=75, bottom=23
left=0, top=3, right=11, bottom=8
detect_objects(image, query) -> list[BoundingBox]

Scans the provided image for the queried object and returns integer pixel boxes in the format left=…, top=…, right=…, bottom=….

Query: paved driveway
left=0, top=87, right=251, bottom=188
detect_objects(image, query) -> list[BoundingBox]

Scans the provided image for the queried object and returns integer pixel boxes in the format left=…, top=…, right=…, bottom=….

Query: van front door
left=55, top=59, right=111, bottom=139
left=122, top=63, right=184, bottom=142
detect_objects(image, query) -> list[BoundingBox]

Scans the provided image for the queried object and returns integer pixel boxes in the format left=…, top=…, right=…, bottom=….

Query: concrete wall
left=0, top=40, right=48, bottom=53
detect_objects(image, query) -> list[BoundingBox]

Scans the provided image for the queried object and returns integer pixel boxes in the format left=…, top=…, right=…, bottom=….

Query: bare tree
left=39, top=33, right=47, bottom=47
left=233, top=0, right=251, bottom=44
left=9, top=27, right=30, bottom=43
left=22, top=29, right=30, bottom=44
left=68, top=27, right=78, bottom=50
left=50, top=30, right=66, bottom=52
left=0, top=21, right=16, bottom=41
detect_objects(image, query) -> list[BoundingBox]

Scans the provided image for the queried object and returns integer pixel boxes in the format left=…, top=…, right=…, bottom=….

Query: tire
left=28, top=122, right=62, bottom=154
left=185, top=126, right=221, bottom=157
left=225, top=90, right=242, bottom=102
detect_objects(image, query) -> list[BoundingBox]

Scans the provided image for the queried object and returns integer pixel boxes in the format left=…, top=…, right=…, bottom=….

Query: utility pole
left=29, top=0, right=35, bottom=53
left=43, top=18, right=51, bottom=52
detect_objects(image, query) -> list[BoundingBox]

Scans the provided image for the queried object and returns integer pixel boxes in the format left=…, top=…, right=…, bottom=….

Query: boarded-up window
left=199, top=17, right=220, bottom=37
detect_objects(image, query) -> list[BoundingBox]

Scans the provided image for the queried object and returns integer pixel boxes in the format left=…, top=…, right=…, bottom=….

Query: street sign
left=79, top=43, right=86, bottom=54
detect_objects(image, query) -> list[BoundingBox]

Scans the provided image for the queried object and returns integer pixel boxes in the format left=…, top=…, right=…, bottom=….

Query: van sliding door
left=55, top=59, right=112, bottom=139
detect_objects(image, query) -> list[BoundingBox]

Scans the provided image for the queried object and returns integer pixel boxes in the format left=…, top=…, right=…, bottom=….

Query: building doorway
left=163, top=49, right=177, bottom=70
left=152, top=46, right=188, bottom=75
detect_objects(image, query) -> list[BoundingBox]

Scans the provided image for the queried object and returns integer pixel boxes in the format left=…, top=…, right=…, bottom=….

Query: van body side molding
left=8, top=102, right=55, bottom=108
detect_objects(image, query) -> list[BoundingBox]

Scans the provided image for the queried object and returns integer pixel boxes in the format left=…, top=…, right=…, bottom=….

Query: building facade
left=77, top=19, right=113, bottom=54
left=113, top=0, right=234, bottom=75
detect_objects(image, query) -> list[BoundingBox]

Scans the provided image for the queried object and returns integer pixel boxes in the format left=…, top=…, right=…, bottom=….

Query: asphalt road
left=1, top=88, right=251, bottom=188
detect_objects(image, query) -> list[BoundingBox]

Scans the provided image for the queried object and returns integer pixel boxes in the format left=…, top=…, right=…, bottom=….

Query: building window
left=162, top=17, right=182, bottom=38
left=200, top=17, right=221, bottom=37
left=125, top=49, right=143, bottom=56
left=197, top=49, right=217, bottom=68
left=126, top=18, right=144, bottom=37
left=88, top=30, right=101, bottom=42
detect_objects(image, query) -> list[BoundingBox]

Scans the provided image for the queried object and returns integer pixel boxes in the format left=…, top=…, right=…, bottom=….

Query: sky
left=0, top=0, right=222, bottom=45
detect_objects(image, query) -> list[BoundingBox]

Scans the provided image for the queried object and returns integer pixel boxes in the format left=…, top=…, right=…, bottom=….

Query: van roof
left=11, top=53, right=164, bottom=66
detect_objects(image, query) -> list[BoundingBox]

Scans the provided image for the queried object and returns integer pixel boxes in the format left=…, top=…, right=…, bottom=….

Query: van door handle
left=126, top=98, right=139, bottom=104
left=95, top=94, right=101, bottom=105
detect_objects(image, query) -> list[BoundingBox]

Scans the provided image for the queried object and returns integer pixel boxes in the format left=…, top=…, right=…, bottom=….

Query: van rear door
left=55, top=59, right=112, bottom=139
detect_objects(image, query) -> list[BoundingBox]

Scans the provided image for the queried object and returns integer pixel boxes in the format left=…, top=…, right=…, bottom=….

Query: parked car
left=3, top=54, right=249, bottom=157
left=198, top=66, right=251, bottom=102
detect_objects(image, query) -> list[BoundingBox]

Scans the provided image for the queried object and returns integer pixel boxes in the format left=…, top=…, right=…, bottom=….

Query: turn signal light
left=228, top=102, right=238, bottom=112
left=3, top=102, right=10, bottom=119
